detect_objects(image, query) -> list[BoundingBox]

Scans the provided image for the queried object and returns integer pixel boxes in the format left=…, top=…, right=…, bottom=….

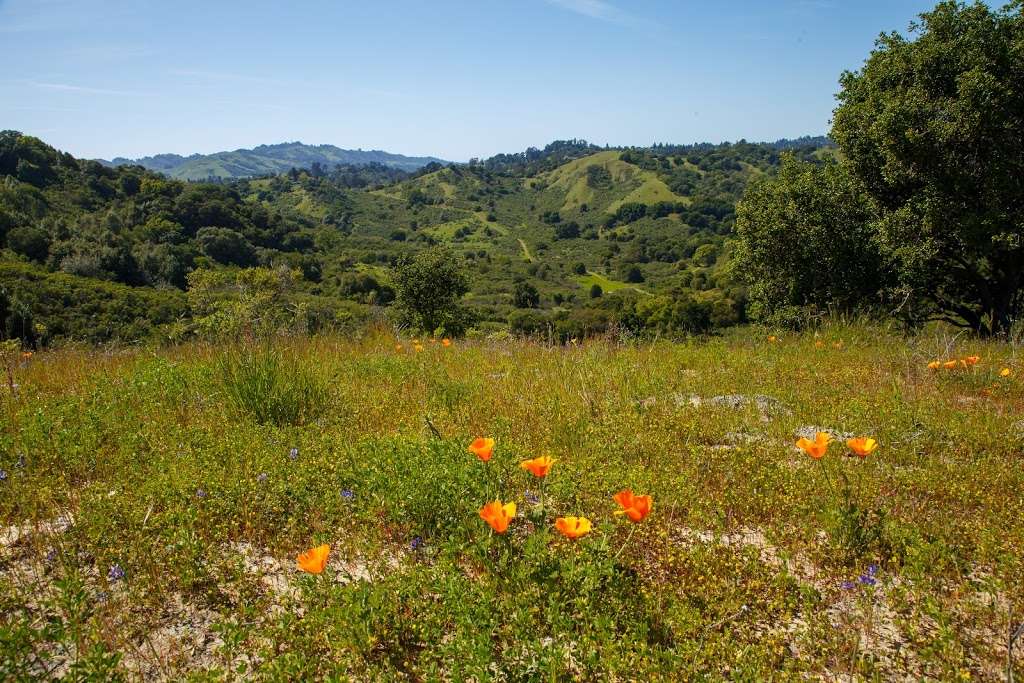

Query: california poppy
left=21, top=351, right=32, bottom=360
left=479, top=500, right=516, bottom=534
left=555, top=516, right=592, bottom=539
left=520, top=455, right=554, bottom=477
left=768, top=335, right=778, bottom=343
left=468, top=437, right=495, bottom=462
left=927, top=361, right=941, bottom=370
left=414, top=344, right=424, bottom=353
left=846, top=437, right=878, bottom=458
left=394, top=344, right=403, bottom=352
left=1000, top=368, right=1012, bottom=378
left=815, top=340, right=824, bottom=349
left=297, top=544, right=330, bottom=574
left=942, top=360, right=959, bottom=370
left=442, top=338, right=452, bottom=347
left=964, top=356, right=981, bottom=366
left=796, top=432, right=831, bottom=459
left=613, top=489, right=652, bottom=523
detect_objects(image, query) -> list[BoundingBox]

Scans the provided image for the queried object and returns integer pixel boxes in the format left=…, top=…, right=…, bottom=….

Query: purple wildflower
left=858, top=574, right=876, bottom=586
left=867, top=564, right=878, bottom=576
left=0, top=469, right=6, bottom=482
left=840, top=580, right=856, bottom=590
left=524, top=490, right=539, bottom=505
left=107, top=564, right=125, bottom=582
left=410, top=536, right=423, bottom=551
left=289, top=447, right=299, bottom=461
left=341, top=489, right=354, bottom=500
left=46, top=548, right=57, bottom=563
left=196, top=488, right=206, bottom=499
left=256, top=472, right=268, bottom=483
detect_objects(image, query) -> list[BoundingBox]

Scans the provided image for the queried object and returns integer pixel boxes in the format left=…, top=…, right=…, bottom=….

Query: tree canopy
left=736, top=0, right=1024, bottom=335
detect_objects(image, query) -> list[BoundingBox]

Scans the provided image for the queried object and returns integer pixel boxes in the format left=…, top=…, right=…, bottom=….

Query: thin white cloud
left=543, top=0, right=637, bottom=25
left=2, top=104, right=84, bottom=112
left=30, top=81, right=143, bottom=96
left=169, top=68, right=282, bottom=85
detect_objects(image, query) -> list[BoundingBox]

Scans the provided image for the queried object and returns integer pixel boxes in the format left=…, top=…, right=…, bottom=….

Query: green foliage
left=0, top=130, right=836, bottom=342
left=184, top=266, right=358, bottom=341
left=0, top=260, right=184, bottom=344
left=831, top=1, right=1024, bottom=334
left=216, top=345, right=327, bottom=426
left=6, top=226, right=49, bottom=262
left=390, top=247, right=470, bottom=335
left=552, top=220, right=580, bottom=239
left=196, top=227, right=258, bottom=266
left=1, top=572, right=125, bottom=680
left=623, top=293, right=714, bottom=335
left=512, top=280, right=540, bottom=308
left=733, top=157, right=885, bottom=326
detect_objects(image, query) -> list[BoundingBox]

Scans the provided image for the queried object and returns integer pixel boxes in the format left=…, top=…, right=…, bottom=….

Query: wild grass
left=216, top=345, right=327, bottom=426
left=0, top=323, right=1021, bottom=680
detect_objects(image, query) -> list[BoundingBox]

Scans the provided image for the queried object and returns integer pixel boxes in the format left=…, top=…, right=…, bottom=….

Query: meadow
left=0, top=324, right=1021, bottom=680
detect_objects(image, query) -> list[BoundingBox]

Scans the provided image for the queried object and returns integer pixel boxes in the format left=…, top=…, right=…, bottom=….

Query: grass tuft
left=216, top=345, right=327, bottom=426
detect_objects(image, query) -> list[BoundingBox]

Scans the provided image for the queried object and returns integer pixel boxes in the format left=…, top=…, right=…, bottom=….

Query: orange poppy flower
left=414, top=344, right=424, bottom=353
left=796, top=432, right=831, bottom=459
left=297, top=544, right=330, bottom=574
left=21, top=351, right=33, bottom=360
left=927, top=360, right=941, bottom=370
left=394, top=344, right=403, bottom=352
left=767, top=335, right=778, bottom=343
left=613, top=489, right=653, bottom=523
left=815, top=340, right=824, bottom=349
left=964, top=356, right=981, bottom=366
left=520, top=455, right=554, bottom=477
left=479, top=500, right=516, bottom=534
left=1000, top=368, right=1012, bottom=378
left=846, top=437, right=878, bottom=458
left=555, top=516, right=592, bottom=539
left=442, top=338, right=452, bottom=347
left=468, top=437, right=495, bottom=462
left=942, top=360, right=959, bottom=370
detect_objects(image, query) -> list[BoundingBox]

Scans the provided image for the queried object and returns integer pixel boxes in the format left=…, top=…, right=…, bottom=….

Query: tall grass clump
left=216, top=344, right=326, bottom=425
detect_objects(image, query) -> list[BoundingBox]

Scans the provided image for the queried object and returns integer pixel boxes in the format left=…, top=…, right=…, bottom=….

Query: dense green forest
left=0, top=129, right=833, bottom=344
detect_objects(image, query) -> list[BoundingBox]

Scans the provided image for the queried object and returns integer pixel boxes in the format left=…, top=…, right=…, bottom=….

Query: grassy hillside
left=1, top=131, right=830, bottom=343
left=0, top=325, right=1020, bottom=679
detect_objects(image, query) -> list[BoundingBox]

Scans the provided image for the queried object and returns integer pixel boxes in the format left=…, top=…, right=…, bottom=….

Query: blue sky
left=1, top=0, right=941, bottom=161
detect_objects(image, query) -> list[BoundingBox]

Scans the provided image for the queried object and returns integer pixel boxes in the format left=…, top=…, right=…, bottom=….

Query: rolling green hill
left=1, top=131, right=832, bottom=343
left=102, top=141, right=449, bottom=180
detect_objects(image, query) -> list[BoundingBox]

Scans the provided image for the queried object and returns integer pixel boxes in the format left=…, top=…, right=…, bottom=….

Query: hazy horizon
left=2, top=0, right=941, bottom=161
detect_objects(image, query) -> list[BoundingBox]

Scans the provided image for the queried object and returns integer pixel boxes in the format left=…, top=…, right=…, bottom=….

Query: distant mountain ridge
left=101, top=141, right=450, bottom=180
